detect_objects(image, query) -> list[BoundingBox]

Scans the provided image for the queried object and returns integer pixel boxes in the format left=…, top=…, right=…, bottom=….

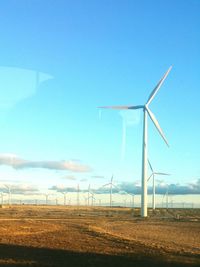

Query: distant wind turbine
left=165, top=185, right=169, bottom=209
left=89, top=193, right=95, bottom=206
left=162, top=185, right=169, bottom=209
left=1, top=192, right=4, bottom=205
left=44, top=193, right=52, bottom=205
left=102, top=175, right=118, bottom=207
left=87, top=184, right=91, bottom=206
left=77, top=184, right=80, bottom=206
left=128, top=193, right=135, bottom=209
left=4, top=185, right=11, bottom=206
left=98, top=199, right=102, bottom=206
left=99, top=66, right=172, bottom=217
left=123, top=198, right=127, bottom=207
left=83, top=196, right=88, bottom=206
left=62, top=192, right=67, bottom=205
left=87, top=184, right=95, bottom=206
left=148, top=160, right=170, bottom=210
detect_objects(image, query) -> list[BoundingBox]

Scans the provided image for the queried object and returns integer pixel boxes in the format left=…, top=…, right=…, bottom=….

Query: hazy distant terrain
left=0, top=205, right=200, bottom=266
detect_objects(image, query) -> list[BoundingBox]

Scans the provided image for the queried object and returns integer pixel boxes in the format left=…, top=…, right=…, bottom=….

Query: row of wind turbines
left=99, top=66, right=172, bottom=217
left=1, top=174, right=169, bottom=209
left=101, top=167, right=170, bottom=210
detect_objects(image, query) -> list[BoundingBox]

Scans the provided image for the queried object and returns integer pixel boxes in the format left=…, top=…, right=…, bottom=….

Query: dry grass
left=0, top=205, right=199, bottom=266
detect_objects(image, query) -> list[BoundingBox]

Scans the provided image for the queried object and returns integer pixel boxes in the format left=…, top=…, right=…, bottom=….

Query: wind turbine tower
left=99, top=67, right=172, bottom=217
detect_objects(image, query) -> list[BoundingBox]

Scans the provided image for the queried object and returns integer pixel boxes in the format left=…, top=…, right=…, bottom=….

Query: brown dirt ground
left=0, top=205, right=200, bottom=267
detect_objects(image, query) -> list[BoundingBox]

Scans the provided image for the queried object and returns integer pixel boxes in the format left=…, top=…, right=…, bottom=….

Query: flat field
left=0, top=205, right=200, bottom=267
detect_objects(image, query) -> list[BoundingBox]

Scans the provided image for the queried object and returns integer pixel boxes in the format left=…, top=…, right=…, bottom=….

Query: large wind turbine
left=148, top=160, right=170, bottom=210
left=99, top=67, right=172, bottom=217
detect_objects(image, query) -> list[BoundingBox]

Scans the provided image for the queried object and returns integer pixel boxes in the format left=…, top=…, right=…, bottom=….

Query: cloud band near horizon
left=49, top=179, right=200, bottom=195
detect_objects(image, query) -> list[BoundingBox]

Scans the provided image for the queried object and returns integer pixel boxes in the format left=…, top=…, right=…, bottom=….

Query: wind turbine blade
left=154, top=172, right=170, bottom=176
left=98, top=105, right=143, bottom=110
left=102, top=183, right=110, bottom=187
left=146, top=106, right=169, bottom=147
left=112, top=184, right=121, bottom=191
left=147, top=173, right=153, bottom=181
left=146, top=66, right=172, bottom=106
left=148, top=159, right=154, bottom=173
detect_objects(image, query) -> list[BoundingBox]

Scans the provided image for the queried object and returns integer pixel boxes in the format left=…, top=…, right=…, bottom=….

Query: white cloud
left=117, top=179, right=200, bottom=195
left=62, top=175, right=76, bottom=180
left=0, top=154, right=92, bottom=172
left=93, top=179, right=200, bottom=195
left=0, top=182, right=38, bottom=194
left=91, top=175, right=104, bottom=179
left=49, top=185, right=77, bottom=193
left=80, top=178, right=88, bottom=182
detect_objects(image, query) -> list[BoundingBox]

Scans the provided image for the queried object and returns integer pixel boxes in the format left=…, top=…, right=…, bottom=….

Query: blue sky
left=0, top=0, right=200, bottom=199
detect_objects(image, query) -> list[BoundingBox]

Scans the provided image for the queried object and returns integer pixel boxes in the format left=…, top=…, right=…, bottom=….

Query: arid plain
left=0, top=205, right=200, bottom=267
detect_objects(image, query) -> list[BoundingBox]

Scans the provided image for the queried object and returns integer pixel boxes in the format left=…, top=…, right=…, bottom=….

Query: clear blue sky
left=0, top=0, right=199, bottom=196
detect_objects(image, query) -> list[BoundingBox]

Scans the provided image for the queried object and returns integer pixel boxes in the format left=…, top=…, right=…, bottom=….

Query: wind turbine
left=89, top=193, right=95, bottom=206
left=128, top=193, right=135, bottom=209
left=83, top=196, right=88, bottom=206
left=1, top=192, right=4, bottom=205
left=102, top=175, right=118, bottom=207
left=123, top=198, right=127, bottom=207
left=148, top=160, right=170, bottom=210
left=165, top=185, right=169, bottom=209
left=98, top=199, right=102, bottom=206
left=87, top=184, right=94, bottom=206
left=102, top=175, right=120, bottom=207
left=99, top=67, right=172, bottom=217
left=87, top=184, right=91, bottom=206
left=162, top=185, right=169, bottom=208
left=44, top=193, right=52, bottom=205
left=4, top=185, right=11, bottom=206
left=77, top=184, right=80, bottom=206
left=62, top=192, right=67, bottom=205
